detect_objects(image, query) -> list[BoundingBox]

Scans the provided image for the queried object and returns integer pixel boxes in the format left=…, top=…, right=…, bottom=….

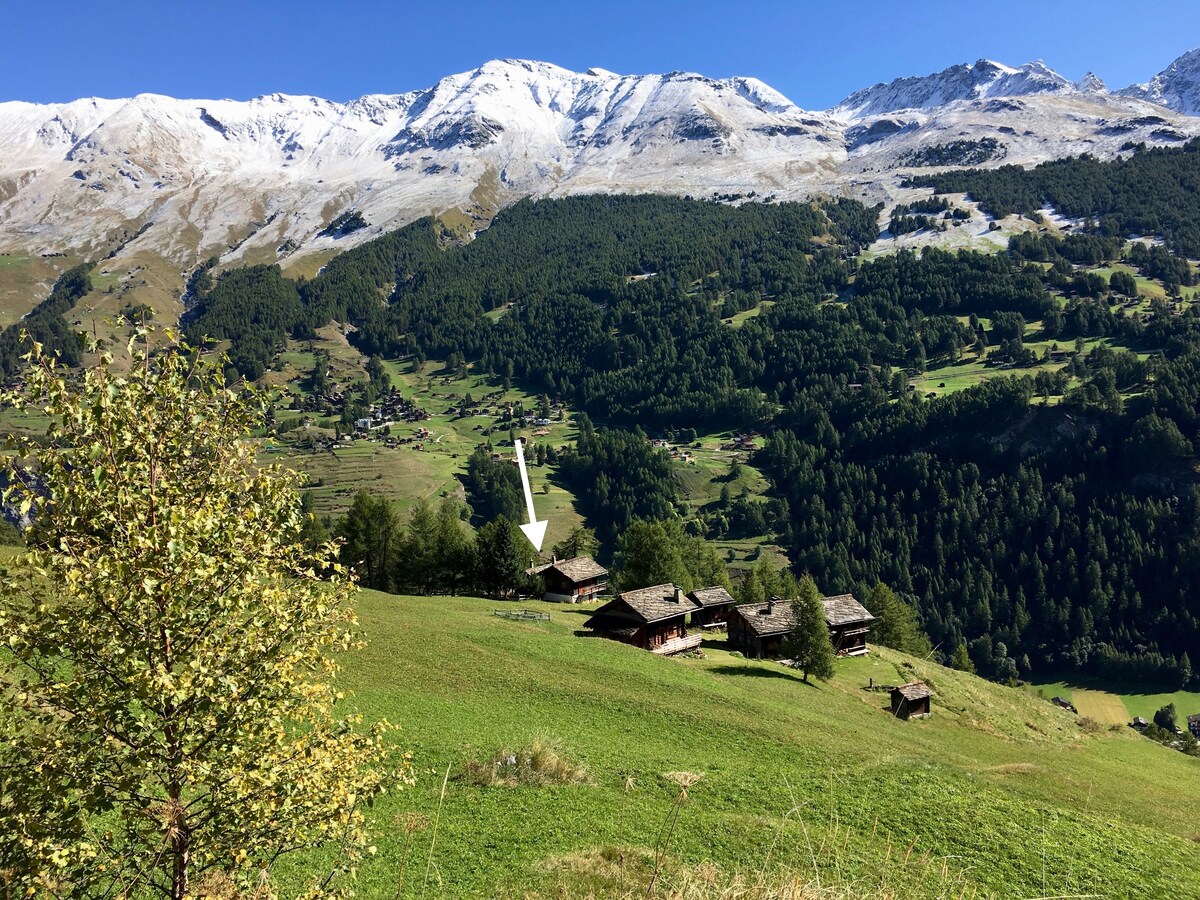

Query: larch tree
left=785, top=575, right=836, bottom=683
left=865, top=582, right=932, bottom=657
left=0, top=333, right=406, bottom=899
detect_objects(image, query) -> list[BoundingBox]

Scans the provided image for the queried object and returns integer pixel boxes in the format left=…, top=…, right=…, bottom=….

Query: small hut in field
left=890, top=682, right=932, bottom=720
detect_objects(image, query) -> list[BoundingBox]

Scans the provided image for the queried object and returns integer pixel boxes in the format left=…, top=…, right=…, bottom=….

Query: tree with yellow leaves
left=0, top=330, right=407, bottom=898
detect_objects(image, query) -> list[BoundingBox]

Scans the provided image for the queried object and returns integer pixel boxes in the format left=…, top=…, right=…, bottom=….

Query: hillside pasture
left=271, top=591, right=1200, bottom=899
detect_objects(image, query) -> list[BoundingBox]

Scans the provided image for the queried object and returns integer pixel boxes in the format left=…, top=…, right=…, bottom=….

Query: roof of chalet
left=540, top=556, right=608, bottom=582
left=893, top=682, right=932, bottom=701
left=587, top=584, right=692, bottom=626
left=731, top=593, right=875, bottom=637
left=1188, top=713, right=1200, bottom=724
left=822, top=593, right=876, bottom=627
left=730, top=600, right=797, bottom=637
left=687, top=586, right=738, bottom=608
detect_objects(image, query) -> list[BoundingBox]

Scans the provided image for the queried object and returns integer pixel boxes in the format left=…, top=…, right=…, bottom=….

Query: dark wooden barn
left=532, top=556, right=609, bottom=603
left=727, top=598, right=795, bottom=658
left=1188, top=713, right=1200, bottom=739
left=687, top=586, right=738, bottom=630
left=583, top=584, right=700, bottom=654
left=728, top=593, right=876, bottom=658
left=820, top=594, right=875, bottom=656
left=891, top=682, right=932, bottom=719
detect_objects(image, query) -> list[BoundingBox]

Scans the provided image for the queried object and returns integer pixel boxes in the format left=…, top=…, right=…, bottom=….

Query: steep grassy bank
left=281, top=591, right=1200, bottom=898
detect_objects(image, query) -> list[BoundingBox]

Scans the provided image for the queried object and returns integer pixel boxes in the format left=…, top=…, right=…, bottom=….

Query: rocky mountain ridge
left=1, top=50, right=1198, bottom=270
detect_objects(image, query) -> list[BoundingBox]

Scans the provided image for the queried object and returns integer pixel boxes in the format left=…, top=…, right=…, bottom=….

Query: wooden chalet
left=531, top=556, right=609, bottom=603
left=821, top=594, right=875, bottom=656
left=687, top=586, right=738, bottom=630
left=727, top=592, right=876, bottom=659
left=584, top=584, right=700, bottom=655
left=891, top=682, right=932, bottom=719
left=727, top=597, right=795, bottom=658
left=1188, top=713, right=1200, bottom=739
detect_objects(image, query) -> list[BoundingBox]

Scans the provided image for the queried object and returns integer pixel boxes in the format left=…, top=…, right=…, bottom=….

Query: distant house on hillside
left=821, top=594, right=876, bottom=656
left=1188, top=713, right=1200, bottom=739
left=727, top=597, right=795, bottom=658
left=687, top=586, right=738, bottom=630
left=584, top=584, right=700, bottom=655
left=727, top=593, right=876, bottom=658
left=531, top=556, right=609, bottom=603
left=891, top=682, right=932, bottom=719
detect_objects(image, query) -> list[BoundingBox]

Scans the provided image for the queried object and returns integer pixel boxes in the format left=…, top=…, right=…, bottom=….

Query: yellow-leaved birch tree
left=0, top=331, right=408, bottom=898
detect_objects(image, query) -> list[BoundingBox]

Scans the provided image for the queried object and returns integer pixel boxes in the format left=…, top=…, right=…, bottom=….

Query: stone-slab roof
left=549, top=556, right=608, bottom=582
left=615, top=583, right=693, bottom=622
left=821, top=593, right=876, bottom=627
left=688, top=586, right=737, bottom=608
left=893, top=682, right=932, bottom=701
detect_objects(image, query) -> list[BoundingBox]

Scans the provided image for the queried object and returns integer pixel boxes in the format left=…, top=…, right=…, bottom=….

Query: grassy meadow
left=273, top=591, right=1200, bottom=899
left=1028, top=675, right=1200, bottom=725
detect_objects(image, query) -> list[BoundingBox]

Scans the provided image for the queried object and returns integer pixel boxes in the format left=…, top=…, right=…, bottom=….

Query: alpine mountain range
left=3, top=47, right=1200, bottom=268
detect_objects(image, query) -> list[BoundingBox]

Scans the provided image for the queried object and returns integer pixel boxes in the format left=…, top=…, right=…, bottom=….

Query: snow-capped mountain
left=0, top=60, right=843, bottom=266
left=830, top=59, right=1080, bottom=121
left=1118, top=48, right=1200, bottom=114
left=1, top=51, right=1200, bottom=277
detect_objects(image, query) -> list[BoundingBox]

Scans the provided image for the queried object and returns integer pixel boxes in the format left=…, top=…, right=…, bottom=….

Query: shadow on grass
left=709, top=664, right=815, bottom=685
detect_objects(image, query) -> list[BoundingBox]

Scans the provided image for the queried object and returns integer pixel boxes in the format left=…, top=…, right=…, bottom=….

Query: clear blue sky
left=3, top=1, right=1198, bottom=108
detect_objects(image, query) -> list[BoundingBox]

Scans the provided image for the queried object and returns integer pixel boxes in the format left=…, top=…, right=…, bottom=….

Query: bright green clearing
left=1028, top=676, right=1200, bottom=724
left=276, top=592, right=1200, bottom=899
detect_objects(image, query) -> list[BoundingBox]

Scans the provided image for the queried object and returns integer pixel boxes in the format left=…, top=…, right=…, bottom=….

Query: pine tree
left=785, top=575, right=836, bottom=683
left=475, top=516, right=533, bottom=599
left=866, top=582, right=932, bottom=657
left=616, top=520, right=690, bottom=591
left=551, top=525, right=600, bottom=561
left=949, top=640, right=975, bottom=673
left=337, top=490, right=400, bottom=592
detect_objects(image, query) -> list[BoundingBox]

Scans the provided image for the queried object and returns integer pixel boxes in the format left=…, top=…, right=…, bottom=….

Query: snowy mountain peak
left=1117, top=47, right=1200, bottom=114
left=1076, top=72, right=1108, bottom=93
left=2, top=54, right=1199, bottom=272
left=831, top=57, right=1075, bottom=120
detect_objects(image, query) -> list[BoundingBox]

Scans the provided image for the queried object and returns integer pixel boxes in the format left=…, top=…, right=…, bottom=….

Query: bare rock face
left=1117, top=48, right=1200, bottom=115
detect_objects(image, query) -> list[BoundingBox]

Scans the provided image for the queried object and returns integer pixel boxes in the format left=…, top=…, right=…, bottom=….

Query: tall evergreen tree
left=785, top=575, right=836, bottom=683
left=865, top=582, right=932, bottom=657
left=474, top=516, right=534, bottom=600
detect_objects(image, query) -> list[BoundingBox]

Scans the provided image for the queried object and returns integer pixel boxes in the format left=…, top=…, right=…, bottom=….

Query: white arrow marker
left=514, top=438, right=548, bottom=552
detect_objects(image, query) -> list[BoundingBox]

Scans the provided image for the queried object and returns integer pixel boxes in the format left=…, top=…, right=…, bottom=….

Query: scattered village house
left=1188, top=713, right=1200, bottom=739
left=891, top=682, right=932, bottom=719
left=687, top=586, right=738, bottom=630
left=727, top=596, right=794, bottom=658
left=821, top=594, right=876, bottom=656
left=584, top=584, right=700, bottom=655
left=531, top=556, right=609, bottom=603
left=727, top=593, right=876, bottom=658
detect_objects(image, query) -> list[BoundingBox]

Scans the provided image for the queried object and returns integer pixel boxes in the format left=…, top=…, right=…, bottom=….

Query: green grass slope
left=285, top=592, right=1200, bottom=899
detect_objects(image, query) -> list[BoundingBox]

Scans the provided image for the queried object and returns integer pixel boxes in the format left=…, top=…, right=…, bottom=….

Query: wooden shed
left=891, top=682, right=932, bottom=720
left=821, top=594, right=876, bottom=656
left=532, top=556, right=609, bottom=603
left=687, top=586, right=738, bottom=630
left=584, top=584, right=700, bottom=655
left=727, top=598, right=795, bottom=658
left=728, top=592, right=876, bottom=658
